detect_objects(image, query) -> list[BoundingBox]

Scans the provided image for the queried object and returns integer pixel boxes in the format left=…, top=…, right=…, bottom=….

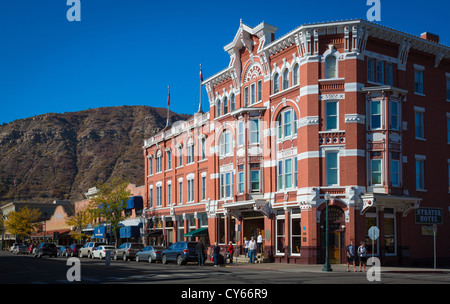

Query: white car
left=91, top=245, right=116, bottom=260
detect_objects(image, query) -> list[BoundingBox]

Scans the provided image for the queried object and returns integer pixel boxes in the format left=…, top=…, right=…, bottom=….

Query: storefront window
left=218, top=214, right=225, bottom=244
left=291, top=210, right=301, bottom=255
left=384, top=208, right=396, bottom=255
left=276, top=214, right=285, bottom=255
left=230, top=217, right=236, bottom=243
left=365, top=210, right=378, bottom=255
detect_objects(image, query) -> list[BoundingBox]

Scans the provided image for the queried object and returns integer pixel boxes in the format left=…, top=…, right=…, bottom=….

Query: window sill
left=414, top=92, right=426, bottom=97
left=416, top=188, right=427, bottom=192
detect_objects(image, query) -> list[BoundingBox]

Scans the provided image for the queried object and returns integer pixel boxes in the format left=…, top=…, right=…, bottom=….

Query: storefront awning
left=360, top=193, right=421, bottom=216
left=183, top=227, right=208, bottom=238
left=183, top=227, right=208, bottom=237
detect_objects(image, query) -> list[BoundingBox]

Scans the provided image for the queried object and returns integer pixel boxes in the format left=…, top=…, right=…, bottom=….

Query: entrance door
left=329, top=231, right=340, bottom=264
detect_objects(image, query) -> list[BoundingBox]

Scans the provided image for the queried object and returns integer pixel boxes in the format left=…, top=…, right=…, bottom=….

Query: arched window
left=277, top=107, right=298, bottom=139
left=230, top=94, right=235, bottom=112
left=293, top=64, right=299, bottom=86
left=223, top=96, right=228, bottom=115
left=219, top=130, right=231, bottom=156
left=325, top=55, right=337, bottom=79
left=216, top=99, right=221, bottom=117
left=283, top=69, right=289, bottom=90
left=273, top=73, right=280, bottom=93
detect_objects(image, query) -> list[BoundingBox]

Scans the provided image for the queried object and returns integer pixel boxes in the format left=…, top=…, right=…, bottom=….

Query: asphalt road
left=0, top=250, right=448, bottom=302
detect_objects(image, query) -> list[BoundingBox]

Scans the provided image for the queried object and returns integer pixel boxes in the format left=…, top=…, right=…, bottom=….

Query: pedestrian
left=196, top=240, right=205, bottom=266
left=257, top=233, right=263, bottom=254
left=244, top=237, right=249, bottom=257
left=227, top=241, right=234, bottom=264
left=213, top=242, right=221, bottom=267
left=358, top=241, right=367, bottom=272
left=248, top=236, right=256, bottom=263
left=346, top=240, right=356, bottom=272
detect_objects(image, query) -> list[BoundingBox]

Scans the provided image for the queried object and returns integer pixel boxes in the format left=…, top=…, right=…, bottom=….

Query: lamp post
left=322, top=192, right=333, bottom=272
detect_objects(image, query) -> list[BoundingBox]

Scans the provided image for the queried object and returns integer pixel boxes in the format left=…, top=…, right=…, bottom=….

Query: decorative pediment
left=244, top=62, right=263, bottom=83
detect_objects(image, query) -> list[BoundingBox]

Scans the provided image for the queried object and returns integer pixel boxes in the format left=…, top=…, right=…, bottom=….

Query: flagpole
left=198, top=64, right=203, bottom=113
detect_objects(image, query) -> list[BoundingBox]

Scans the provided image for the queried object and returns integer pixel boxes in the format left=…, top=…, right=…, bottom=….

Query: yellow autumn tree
left=65, top=209, right=93, bottom=243
left=5, top=207, right=41, bottom=239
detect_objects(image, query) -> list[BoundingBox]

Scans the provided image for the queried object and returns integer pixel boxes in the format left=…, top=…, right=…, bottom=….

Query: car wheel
left=123, top=254, right=127, bottom=262
left=177, top=255, right=184, bottom=266
left=136, top=256, right=140, bottom=263
left=148, top=256, right=153, bottom=263
left=99, top=254, right=103, bottom=260
left=162, top=255, right=167, bottom=264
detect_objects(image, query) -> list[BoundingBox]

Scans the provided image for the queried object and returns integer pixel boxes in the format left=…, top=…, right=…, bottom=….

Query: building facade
left=143, top=19, right=450, bottom=266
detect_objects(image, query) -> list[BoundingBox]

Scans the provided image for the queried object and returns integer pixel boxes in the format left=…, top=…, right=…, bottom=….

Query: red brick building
left=143, top=19, right=450, bottom=266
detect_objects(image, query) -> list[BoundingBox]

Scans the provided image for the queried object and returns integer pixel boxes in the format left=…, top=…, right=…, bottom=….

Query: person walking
left=346, top=240, right=356, bottom=272
left=227, top=241, right=234, bottom=264
left=196, top=241, right=205, bottom=266
left=248, top=237, right=256, bottom=264
left=358, top=241, right=367, bottom=272
left=213, top=242, right=221, bottom=267
left=244, top=237, right=249, bottom=257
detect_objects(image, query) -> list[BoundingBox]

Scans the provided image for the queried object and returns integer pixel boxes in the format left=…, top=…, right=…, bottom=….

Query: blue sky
left=0, top=0, right=448, bottom=125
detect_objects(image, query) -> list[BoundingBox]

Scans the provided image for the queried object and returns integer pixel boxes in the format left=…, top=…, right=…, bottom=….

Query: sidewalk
left=215, top=258, right=450, bottom=274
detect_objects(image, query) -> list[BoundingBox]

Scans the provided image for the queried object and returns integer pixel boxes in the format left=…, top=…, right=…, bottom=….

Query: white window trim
left=275, top=213, right=285, bottom=256
left=290, top=212, right=301, bottom=256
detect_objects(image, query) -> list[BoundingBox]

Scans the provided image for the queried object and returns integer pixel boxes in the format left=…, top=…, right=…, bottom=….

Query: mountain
left=0, top=106, right=190, bottom=203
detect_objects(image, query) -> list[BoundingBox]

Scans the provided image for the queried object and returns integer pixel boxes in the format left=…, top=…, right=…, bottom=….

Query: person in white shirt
left=248, top=237, right=256, bottom=263
left=257, top=233, right=263, bottom=254
left=244, top=237, right=249, bottom=257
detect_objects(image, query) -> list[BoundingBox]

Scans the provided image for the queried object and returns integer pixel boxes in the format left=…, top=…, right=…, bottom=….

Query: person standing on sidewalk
left=227, top=241, right=234, bottom=264
left=248, top=237, right=256, bottom=264
left=357, top=241, right=367, bottom=272
left=346, top=240, right=356, bottom=272
left=213, top=242, right=221, bottom=267
left=244, top=237, right=249, bottom=257
left=196, top=240, right=205, bottom=266
left=257, top=233, right=263, bottom=254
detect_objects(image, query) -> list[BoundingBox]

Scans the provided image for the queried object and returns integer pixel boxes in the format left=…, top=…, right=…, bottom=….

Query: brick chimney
left=420, top=32, right=439, bottom=44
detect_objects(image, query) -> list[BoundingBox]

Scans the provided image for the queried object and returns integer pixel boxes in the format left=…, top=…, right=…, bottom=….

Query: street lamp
left=322, top=192, right=333, bottom=272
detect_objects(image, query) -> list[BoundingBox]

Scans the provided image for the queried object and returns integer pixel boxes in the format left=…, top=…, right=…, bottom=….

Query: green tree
left=5, top=207, right=41, bottom=240
left=89, top=177, right=131, bottom=245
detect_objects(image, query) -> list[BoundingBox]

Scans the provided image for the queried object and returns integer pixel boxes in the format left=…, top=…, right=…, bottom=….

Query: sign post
left=368, top=226, right=380, bottom=266
left=433, top=224, right=437, bottom=271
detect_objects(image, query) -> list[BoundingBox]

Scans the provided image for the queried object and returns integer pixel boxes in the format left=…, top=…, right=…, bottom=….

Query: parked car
left=92, top=245, right=116, bottom=259
left=161, top=241, right=200, bottom=265
left=78, top=242, right=105, bottom=258
left=114, top=243, right=144, bottom=261
left=135, top=245, right=166, bottom=263
left=10, top=243, right=23, bottom=253
left=57, top=246, right=70, bottom=257
left=67, top=244, right=83, bottom=257
left=13, top=244, right=29, bottom=255
left=28, top=244, right=38, bottom=255
left=34, top=243, right=57, bottom=258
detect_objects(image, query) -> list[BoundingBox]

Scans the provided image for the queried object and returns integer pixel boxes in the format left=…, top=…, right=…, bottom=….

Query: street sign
left=368, top=226, right=380, bottom=241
